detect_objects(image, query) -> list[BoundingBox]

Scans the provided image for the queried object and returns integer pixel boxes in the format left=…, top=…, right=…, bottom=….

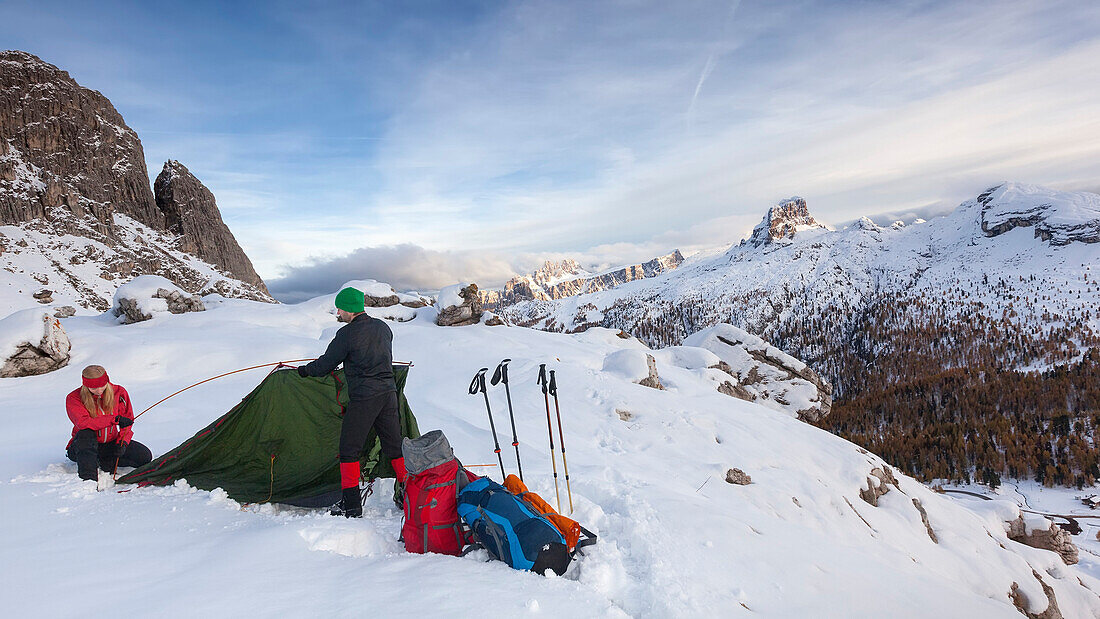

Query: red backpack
left=401, top=430, right=476, bottom=555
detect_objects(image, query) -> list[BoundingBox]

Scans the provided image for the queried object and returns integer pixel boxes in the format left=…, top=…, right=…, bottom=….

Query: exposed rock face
left=684, top=324, right=832, bottom=421
left=0, top=311, right=71, bottom=377
left=1007, top=517, right=1079, bottom=565
left=0, top=50, right=163, bottom=228
left=725, top=468, right=751, bottom=485
left=153, top=161, right=268, bottom=293
left=741, top=197, right=828, bottom=248
left=481, top=251, right=685, bottom=310
left=978, top=182, right=1100, bottom=246
left=0, top=50, right=272, bottom=313
left=436, top=283, right=483, bottom=327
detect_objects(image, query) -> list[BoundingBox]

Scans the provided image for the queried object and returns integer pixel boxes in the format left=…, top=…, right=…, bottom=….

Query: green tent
left=119, top=365, right=420, bottom=506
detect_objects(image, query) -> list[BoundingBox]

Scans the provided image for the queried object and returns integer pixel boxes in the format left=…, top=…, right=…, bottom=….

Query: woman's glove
left=116, top=415, right=134, bottom=428
left=113, top=441, right=128, bottom=459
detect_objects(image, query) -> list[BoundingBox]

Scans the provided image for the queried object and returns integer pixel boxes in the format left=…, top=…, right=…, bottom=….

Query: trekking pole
left=548, top=370, right=574, bottom=514
left=491, top=359, right=523, bottom=482
left=537, top=364, right=562, bottom=512
left=469, top=368, right=506, bottom=480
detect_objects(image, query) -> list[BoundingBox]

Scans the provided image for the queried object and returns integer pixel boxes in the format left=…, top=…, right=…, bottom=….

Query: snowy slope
left=0, top=209, right=271, bottom=317
left=3, top=294, right=1099, bottom=617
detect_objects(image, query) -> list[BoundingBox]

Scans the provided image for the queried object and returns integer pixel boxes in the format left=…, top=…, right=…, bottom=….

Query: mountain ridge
left=0, top=50, right=271, bottom=313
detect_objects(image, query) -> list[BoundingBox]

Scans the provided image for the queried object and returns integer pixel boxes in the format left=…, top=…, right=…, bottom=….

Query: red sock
left=340, top=462, right=360, bottom=489
left=391, top=457, right=406, bottom=482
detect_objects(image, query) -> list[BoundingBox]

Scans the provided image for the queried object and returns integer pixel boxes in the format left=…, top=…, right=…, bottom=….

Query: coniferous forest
left=520, top=271, right=1100, bottom=488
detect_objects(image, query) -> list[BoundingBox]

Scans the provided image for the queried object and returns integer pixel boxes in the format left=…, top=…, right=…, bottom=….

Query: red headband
left=82, top=373, right=110, bottom=389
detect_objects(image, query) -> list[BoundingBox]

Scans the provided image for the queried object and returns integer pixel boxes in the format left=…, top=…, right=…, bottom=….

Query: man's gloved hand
left=116, top=415, right=134, bottom=428
left=297, top=366, right=309, bottom=378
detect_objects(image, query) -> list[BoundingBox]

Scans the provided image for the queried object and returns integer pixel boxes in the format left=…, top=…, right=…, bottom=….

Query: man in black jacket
left=298, top=287, right=406, bottom=517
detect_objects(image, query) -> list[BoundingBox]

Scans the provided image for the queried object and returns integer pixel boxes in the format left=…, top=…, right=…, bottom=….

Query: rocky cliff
left=0, top=50, right=162, bottom=228
left=154, top=160, right=268, bottom=291
left=0, top=50, right=271, bottom=312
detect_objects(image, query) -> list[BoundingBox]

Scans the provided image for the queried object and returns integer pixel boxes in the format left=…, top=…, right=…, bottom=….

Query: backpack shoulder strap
left=573, top=525, right=598, bottom=556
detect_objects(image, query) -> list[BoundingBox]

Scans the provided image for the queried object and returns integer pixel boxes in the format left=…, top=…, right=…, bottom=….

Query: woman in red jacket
left=65, top=365, right=152, bottom=481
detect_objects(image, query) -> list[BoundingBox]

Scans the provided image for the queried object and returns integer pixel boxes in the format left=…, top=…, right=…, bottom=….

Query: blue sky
left=4, top=0, right=1100, bottom=298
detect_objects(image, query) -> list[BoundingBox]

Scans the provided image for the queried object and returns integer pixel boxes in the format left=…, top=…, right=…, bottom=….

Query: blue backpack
left=457, top=477, right=571, bottom=575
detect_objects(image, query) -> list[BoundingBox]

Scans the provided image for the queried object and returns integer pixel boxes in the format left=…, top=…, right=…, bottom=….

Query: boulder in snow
left=113, top=275, right=205, bottom=324
left=684, top=324, right=832, bottom=422
left=725, top=468, right=752, bottom=485
left=0, top=309, right=71, bottom=377
left=435, top=283, right=483, bottom=327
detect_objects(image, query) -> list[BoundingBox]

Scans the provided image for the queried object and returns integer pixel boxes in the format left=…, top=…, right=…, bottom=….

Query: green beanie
left=334, top=287, right=365, bottom=313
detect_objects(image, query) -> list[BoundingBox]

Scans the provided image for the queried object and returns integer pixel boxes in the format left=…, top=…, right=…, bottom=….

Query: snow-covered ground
left=3, top=294, right=1100, bottom=617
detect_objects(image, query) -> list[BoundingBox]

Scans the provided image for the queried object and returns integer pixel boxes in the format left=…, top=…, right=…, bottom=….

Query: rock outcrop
left=0, top=310, right=71, bottom=377
left=637, top=353, right=664, bottom=390
left=602, top=349, right=666, bottom=390
left=153, top=161, right=268, bottom=293
left=112, top=275, right=207, bottom=324
left=1010, top=571, right=1064, bottom=619
left=684, top=324, right=832, bottom=421
left=435, top=283, right=483, bottom=327
left=0, top=50, right=272, bottom=313
left=1007, top=516, right=1079, bottom=566
left=858, top=466, right=899, bottom=507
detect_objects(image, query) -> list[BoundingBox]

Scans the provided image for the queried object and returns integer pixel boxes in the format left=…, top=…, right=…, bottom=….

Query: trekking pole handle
left=469, top=368, right=488, bottom=395
left=491, top=359, right=511, bottom=386
left=548, top=370, right=558, bottom=397
left=537, top=363, right=548, bottom=394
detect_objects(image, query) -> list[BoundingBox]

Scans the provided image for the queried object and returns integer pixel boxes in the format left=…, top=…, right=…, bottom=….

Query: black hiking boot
left=330, top=487, right=363, bottom=518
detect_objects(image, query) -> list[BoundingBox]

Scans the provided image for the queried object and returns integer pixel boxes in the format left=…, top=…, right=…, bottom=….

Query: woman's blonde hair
left=80, top=365, right=115, bottom=418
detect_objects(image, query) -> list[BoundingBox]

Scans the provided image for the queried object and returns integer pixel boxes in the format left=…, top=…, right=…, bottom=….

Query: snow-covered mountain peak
left=741, top=196, right=829, bottom=249
left=975, top=182, right=1100, bottom=245
left=529, top=258, right=588, bottom=286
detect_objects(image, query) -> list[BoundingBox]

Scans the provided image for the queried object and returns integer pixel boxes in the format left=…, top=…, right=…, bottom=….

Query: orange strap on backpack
left=504, top=474, right=582, bottom=552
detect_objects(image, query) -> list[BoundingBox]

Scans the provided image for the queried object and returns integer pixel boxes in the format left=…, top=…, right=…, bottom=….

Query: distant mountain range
left=500, top=182, right=1099, bottom=381
left=480, top=250, right=684, bottom=310
left=0, top=50, right=270, bottom=315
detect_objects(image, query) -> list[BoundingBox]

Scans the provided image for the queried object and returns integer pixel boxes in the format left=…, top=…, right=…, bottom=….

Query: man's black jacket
left=298, top=313, right=395, bottom=400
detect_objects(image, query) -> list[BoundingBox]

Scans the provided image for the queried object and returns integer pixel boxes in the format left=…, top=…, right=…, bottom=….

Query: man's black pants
left=339, top=391, right=403, bottom=463
left=66, top=429, right=152, bottom=480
